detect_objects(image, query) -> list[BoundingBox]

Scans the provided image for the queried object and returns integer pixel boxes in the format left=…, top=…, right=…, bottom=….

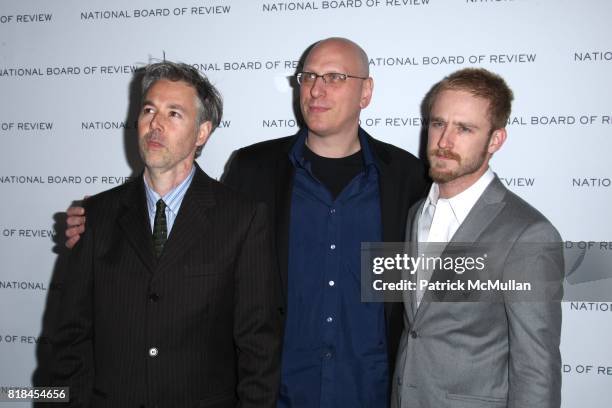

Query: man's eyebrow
left=454, top=120, right=480, bottom=129
left=140, top=101, right=187, bottom=112
left=167, top=103, right=186, bottom=111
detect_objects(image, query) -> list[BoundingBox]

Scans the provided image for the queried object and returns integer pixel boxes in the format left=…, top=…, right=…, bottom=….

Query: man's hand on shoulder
left=65, top=200, right=88, bottom=249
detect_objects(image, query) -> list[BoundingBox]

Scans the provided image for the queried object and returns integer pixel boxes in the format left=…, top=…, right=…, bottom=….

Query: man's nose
left=309, top=75, right=326, bottom=98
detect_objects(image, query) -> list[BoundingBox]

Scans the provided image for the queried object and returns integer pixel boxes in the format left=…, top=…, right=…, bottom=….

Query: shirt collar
left=143, top=165, right=196, bottom=219
left=288, top=127, right=378, bottom=172
left=422, top=167, right=495, bottom=226
left=288, top=128, right=309, bottom=168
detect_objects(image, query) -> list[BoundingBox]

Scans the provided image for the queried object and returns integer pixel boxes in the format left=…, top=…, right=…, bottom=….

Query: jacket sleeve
left=50, top=202, right=96, bottom=407
left=505, top=221, right=563, bottom=408
left=233, top=202, right=282, bottom=408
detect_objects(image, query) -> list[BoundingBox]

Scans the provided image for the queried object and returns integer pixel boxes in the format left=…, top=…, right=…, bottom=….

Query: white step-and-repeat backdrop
left=1, top=0, right=610, bottom=406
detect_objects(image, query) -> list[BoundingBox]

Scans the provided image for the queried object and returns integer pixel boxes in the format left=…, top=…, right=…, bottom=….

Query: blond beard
left=428, top=145, right=488, bottom=183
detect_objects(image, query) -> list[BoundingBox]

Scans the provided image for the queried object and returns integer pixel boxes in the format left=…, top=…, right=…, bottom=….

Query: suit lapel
left=274, top=144, right=295, bottom=304
left=118, top=176, right=156, bottom=273
left=404, top=200, right=424, bottom=324
left=376, top=148, right=400, bottom=244
left=414, top=177, right=507, bottom=323
left=369, top=135, right=405, bottom=324
left=447, top=176, right=508, bottom=246
left=155, top=165, right=215, bottom=275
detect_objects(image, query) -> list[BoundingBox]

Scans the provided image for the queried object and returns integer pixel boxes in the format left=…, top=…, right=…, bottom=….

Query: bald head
left=305, top=37, right=370, bottom=77
left=299, top=37, right=374, bottom=153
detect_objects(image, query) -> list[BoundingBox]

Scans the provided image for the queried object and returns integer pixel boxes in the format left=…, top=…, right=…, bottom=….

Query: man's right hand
left=65, top=205, right=86, bottom=249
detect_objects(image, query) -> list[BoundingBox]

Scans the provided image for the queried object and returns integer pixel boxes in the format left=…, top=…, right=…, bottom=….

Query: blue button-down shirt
left=279, top=129, right=387, bottom=407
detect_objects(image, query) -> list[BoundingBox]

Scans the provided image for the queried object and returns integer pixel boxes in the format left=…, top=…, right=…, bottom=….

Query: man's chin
left=305, top=123, right=334, bottom=138
left=142, top=157, right=169, bottom=170
left=429, top=168, right=457, bottom=183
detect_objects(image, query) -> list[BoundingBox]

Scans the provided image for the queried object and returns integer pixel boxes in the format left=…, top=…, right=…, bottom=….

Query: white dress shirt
left=415, top=168, right=495, bottom=306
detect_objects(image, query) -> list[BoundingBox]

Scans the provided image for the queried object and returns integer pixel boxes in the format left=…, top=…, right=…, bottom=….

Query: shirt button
left=324, top=351, right=333, bottom=359
left=326, top=316, right=333, bottom=323
left=330, top=244, right=336, bottom=250
left=149, top=293, right=159, bottom=302
left=330, top=208, right=336, bottom=214
left=328, top=280, right=335, bottom=287
left=410, top=330, right=418, bottom=339
left=149, top=347, right=158, bottom=357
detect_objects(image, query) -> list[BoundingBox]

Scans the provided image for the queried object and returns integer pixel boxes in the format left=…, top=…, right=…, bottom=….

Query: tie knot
left=156, top=199, right=166, bottom=212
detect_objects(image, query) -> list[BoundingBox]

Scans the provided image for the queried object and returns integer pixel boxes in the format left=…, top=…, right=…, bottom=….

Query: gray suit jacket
left=392, top=176, right=563, bottom=408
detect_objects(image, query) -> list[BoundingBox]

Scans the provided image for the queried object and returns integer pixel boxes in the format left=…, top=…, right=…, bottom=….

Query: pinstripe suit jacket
left=51, top=163, right=282, bottom=408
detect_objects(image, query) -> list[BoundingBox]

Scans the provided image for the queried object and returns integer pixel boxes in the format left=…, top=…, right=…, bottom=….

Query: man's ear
left=359, top=77, right=374, bottom=109
left=488, top=128, right=507, bottom=154
left=196, top=121, right=213, bottom=148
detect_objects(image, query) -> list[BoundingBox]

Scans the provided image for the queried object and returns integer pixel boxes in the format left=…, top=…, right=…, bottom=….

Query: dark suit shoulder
left=222, top=135, right=295, bottom=192
left=368, top=137, right=429, bottom=203
left=370, top=137, right=422, bottom=167
left=83, top=177, right=141, bottom=213
left=232, top=135, right=295, bottom=166
left=207, top=174, right=261, bottom=212
left=370, top=137, right=427, bottom=182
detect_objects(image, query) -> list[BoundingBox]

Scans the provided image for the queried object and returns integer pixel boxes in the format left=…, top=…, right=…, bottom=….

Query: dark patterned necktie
left=153, top=199, right=167, bottom=258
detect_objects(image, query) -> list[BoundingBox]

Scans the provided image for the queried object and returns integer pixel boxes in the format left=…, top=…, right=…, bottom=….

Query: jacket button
left=410, top=330, right=418, bottom=339
left=149, top=347, right=158, bottom=357
left=149, top=293, right=159, bottom=302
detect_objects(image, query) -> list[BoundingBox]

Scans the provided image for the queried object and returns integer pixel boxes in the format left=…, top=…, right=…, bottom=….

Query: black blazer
left=223, top=128, right=428, bottom=375
left=51, top=164, right=282, bottom=408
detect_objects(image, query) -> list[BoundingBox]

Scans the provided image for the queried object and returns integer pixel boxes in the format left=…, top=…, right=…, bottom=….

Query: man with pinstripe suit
left=51, top=61, right=282, bottom=407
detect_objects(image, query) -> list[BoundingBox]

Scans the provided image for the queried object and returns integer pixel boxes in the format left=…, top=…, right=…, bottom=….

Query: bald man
left=66, top=38, right=428, bottom=406
left=224, top=37, right=427, bottom=407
